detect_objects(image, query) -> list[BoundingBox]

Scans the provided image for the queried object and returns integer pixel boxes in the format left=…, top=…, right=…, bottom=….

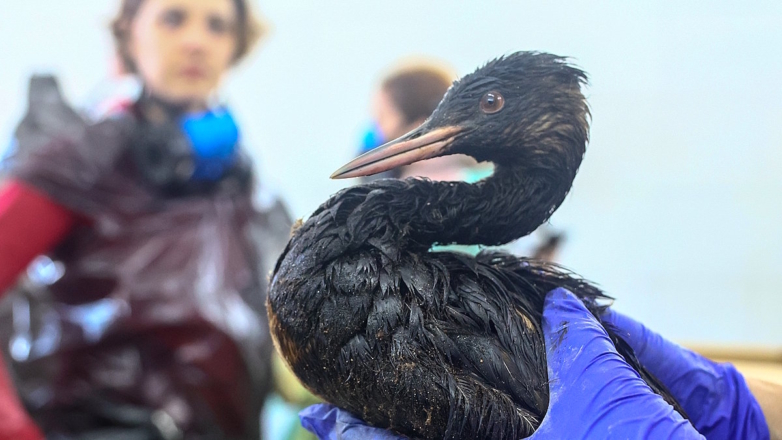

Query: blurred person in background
left=0, top=0, right=292, bottom=439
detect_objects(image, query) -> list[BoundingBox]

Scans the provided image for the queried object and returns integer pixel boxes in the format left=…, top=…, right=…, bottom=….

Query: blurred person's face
left=372, top=88, right=409, bottom=141
left=128, top=0, right=238, bottom=108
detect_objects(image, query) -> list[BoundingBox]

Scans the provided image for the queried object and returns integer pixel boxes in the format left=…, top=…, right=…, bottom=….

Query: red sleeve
left=0, top=180, right=68, bottom=439
left=0, top=179, right=77, bottom=294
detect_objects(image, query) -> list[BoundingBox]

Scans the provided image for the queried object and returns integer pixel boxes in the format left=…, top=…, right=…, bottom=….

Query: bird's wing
left=428, top=252, right=550, bottom=415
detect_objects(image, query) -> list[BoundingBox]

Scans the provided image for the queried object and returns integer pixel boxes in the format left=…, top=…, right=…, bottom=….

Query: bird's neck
left=387, top=164, right=574, bottom=248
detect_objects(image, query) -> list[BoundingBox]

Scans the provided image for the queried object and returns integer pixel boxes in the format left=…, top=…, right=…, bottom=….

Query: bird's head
left=332, top=52, right=590, bottom=179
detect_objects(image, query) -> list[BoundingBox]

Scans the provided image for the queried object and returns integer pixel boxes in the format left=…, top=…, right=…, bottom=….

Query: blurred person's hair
left=381, top=61, right=455, bottom=125
left=111, top=0, right=266, bottom=74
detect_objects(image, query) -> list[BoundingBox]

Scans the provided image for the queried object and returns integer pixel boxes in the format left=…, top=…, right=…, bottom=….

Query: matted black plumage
left=268, top=52, right=685, bottom=439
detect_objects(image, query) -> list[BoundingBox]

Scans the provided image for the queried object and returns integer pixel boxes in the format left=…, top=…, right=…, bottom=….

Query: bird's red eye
left=480, top=91, right=505, bottom=114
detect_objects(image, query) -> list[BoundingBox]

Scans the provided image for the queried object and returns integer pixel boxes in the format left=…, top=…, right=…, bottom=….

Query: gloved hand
left=603, top=308, right=770, bottom=440
left=299, top=288, right=704, bottom=439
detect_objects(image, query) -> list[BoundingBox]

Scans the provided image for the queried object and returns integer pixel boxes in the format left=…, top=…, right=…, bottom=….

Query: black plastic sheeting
left=0, top=76, right=292, bottom=439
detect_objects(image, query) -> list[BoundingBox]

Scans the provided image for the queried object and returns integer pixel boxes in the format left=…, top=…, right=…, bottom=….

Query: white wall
left=1, top=1, right=780, bottom=344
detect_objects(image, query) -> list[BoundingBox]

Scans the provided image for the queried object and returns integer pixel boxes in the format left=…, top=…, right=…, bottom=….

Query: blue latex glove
left=603, top=308, right=770, bottom=440
left=300, top=405, right=399, bottom=440
left=299, top=288, right=704, bottom=439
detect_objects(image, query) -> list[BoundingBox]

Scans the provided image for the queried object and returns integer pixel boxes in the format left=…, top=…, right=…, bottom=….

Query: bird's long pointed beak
left=331, top=125, right=463, bottom=179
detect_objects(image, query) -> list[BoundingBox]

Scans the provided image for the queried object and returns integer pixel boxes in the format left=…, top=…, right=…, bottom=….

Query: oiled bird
left=268, top=52, right=685, bottom=439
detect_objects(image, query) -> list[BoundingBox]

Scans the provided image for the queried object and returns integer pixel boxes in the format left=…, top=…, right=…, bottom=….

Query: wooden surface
left=687, top=344, right=782, bottom=385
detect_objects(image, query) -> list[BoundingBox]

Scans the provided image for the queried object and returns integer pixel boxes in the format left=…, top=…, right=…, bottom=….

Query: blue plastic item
left=358, top=121, right=386, bottom=155
left=180, top=108, right=240, bottom=181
